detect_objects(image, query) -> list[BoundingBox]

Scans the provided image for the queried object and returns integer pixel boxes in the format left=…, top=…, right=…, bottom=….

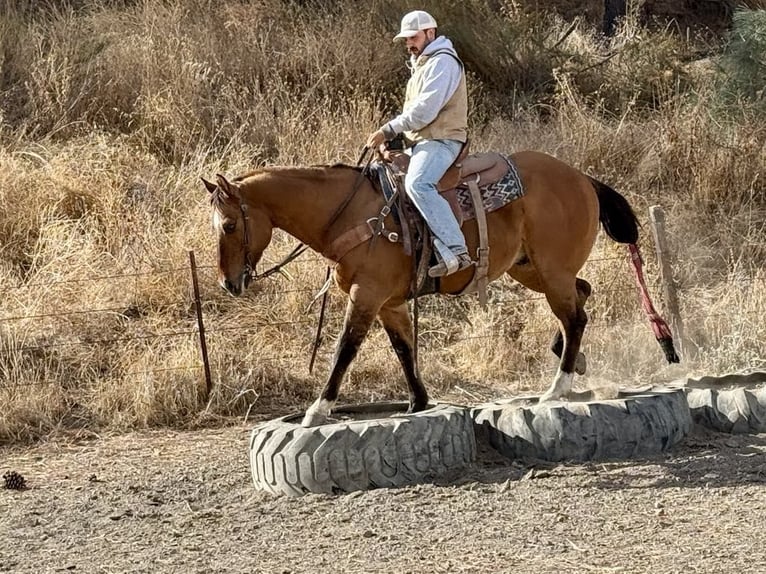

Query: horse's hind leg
left=549, top=278, right=591, bottom=375
left=539, top=275, right=588, bottom=402
left=378, top=302, right=429, bottom=412
left=301, top=294, right=378, bottom=427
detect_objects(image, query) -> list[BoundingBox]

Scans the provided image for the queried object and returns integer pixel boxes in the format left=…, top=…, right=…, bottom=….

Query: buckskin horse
left=204, top=150, right=677, bottom=427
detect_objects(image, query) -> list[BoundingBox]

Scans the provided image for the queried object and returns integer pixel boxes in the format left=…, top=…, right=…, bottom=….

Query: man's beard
left=408, top=38, right=431, bottom=57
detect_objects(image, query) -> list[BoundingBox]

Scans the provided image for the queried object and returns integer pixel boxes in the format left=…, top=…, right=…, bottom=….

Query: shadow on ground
left=451, top=424, right=766, bottom=491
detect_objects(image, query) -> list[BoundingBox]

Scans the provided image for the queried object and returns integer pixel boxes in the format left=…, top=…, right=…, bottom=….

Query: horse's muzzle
left=221, top=270, right=251, bottom=297
left=221, top=277, right=242, bottom=296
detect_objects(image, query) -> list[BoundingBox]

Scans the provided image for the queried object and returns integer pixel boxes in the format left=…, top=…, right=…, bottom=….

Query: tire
left=471, top=387, right=691, bottom=463
left=249, top=402, right=476, bottom=496
left=679, top=372, right=766, bottom=434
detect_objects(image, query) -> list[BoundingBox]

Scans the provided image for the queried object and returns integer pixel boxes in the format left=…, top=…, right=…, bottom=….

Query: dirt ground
left=1, top=418, right=765, bottom=574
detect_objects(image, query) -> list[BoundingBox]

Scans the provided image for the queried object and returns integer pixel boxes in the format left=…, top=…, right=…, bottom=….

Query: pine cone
left=3, top=471, right=27, bottom=490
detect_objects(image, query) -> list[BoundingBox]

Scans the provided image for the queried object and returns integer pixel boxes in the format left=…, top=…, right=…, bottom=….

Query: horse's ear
left=201, top=177, right=217, bottom=194
left=215, top=173, right=240, bottom=199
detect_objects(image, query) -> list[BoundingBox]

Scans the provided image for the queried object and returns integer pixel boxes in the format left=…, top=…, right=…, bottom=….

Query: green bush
left=716, top=9, right=766, bottom=115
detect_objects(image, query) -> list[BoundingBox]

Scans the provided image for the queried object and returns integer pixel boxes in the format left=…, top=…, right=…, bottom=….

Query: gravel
left=1, top=422, right=765, bottom=574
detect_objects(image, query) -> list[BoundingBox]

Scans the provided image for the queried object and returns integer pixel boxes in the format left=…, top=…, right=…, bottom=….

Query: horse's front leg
left=301, top=294, right=378, bottom=427
left=378, top=302, right=429, bottom=413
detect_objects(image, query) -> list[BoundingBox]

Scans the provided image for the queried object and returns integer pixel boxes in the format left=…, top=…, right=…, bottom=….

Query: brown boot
left=428, top=252, right=474, bottom=278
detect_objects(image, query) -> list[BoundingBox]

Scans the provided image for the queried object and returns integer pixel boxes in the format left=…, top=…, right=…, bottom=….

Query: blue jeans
left=405, top=139, right=467, bottom=265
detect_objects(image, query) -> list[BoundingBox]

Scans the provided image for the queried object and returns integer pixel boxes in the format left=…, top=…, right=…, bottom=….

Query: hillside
left=0, top=0, right=764, bottom=442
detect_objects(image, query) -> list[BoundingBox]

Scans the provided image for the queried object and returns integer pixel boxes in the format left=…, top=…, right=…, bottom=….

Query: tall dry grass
left=0, top=1, right=764, bottom=443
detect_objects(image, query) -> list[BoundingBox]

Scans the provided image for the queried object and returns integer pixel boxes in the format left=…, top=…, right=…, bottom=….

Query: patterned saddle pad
left=453, top=154, right=524, bottom=220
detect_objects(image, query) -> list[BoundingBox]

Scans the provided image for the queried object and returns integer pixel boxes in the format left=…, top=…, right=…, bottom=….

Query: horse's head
left=203, top=174, right=273, bottom=296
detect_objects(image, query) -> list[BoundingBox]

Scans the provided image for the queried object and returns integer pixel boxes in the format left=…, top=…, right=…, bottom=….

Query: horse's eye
left=223, top=222, right=236, bottom=234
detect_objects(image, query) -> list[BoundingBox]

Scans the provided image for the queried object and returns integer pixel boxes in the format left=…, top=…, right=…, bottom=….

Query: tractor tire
left=679, top=372, right=766, bottom=434
left=471, top=387, right=691, bottom=463
left=249, top=402, right=476, bottom=496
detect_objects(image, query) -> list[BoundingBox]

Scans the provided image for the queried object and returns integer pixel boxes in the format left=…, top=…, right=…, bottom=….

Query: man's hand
left=365, top=129, right=386, bottom=149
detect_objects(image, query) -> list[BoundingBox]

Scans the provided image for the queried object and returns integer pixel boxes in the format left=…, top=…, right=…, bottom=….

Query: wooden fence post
left=648, top=206, right=688, bottom=359
left=189, top=250, right=213, bottom=402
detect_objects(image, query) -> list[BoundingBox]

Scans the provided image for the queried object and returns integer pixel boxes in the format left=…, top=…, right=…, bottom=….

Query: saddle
left=382, top=144, right=468, bottom=191
left=374, top=143, right=512, bottom=307
left=381, top=146, right=512, bottom=226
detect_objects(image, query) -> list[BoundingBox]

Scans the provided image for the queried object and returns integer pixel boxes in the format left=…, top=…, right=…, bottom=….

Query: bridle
left=235, top=146, right=372, bottom=282
left=237, top=201, right=309, bottom=281
left=219, top=147, right=374, bottom=373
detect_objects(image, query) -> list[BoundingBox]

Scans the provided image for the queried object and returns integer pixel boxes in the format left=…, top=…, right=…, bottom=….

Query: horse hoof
left=539, top=391, right=565, bottom=403
left=538, top=392, right=554, bottom=403
left=575, top=353, right=587, bottom=375
left=300, top=411, right=327, bottom=427
left=406, top=401, right=428, bottom=414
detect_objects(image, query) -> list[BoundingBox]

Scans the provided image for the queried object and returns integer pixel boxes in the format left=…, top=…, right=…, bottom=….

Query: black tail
left=590, top=177, right=639, bottom=244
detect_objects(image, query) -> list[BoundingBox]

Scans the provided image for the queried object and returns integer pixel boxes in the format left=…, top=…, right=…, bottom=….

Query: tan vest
left=403, top=51, right=468, bottom=144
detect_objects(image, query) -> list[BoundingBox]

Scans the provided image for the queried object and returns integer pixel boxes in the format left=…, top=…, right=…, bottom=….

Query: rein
left=240, top=146, right=373, bottom=283
left=239, top=203, right=309, bottom=281
left=258, top=242, right=310, bottom=281
left=231, top=148, right=374, bottom=374
left=322, top=146, right=374, bottom=238
left=308, top=146, right=373, bottom=374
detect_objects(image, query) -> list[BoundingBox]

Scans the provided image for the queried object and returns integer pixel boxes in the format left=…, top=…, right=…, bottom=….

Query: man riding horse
left=204, top=12, right=679, bottom=428
left=366, top=10, right=473, bottom=278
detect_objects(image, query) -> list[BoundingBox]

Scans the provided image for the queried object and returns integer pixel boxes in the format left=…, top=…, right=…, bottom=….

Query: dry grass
left=0, top=0, right=764, bottom=443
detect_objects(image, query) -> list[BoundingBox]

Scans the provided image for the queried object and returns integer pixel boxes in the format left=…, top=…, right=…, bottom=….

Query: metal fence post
left=189, top=250, right=213, bottom=402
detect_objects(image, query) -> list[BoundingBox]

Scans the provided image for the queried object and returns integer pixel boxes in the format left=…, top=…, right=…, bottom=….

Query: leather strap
left=324, top=223, right=373, bottom=262
left=466, top=179, right=490, bottom=309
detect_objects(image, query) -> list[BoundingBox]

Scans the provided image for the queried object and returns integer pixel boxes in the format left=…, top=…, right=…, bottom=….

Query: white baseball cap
left=393, top=10, right=437, bottom=40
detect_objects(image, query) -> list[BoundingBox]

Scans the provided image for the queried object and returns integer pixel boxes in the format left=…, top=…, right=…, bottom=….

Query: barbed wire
left=1, top=252, right=760, bottom=393
left=0, top=279, right=653, bottom=325
left=0, top=303, right=186, bottom=323
left=0, top=267, right=192, bottom=291
left=0, top=253, right=633, bottom=293
left=0, top=329, right=198, bottom=354
left=0, top=282, right=730, bottom=354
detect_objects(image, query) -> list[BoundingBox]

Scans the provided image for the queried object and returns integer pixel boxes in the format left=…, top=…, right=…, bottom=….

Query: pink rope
left=628, top=244, right=680, bottom=363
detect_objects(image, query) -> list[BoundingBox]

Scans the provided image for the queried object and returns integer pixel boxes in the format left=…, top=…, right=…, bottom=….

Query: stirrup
left=428, top=252, right=474, bottom=278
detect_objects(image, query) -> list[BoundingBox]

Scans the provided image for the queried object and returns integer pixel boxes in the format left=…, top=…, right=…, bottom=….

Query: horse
left=204, top=150, right=660, bottom=427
